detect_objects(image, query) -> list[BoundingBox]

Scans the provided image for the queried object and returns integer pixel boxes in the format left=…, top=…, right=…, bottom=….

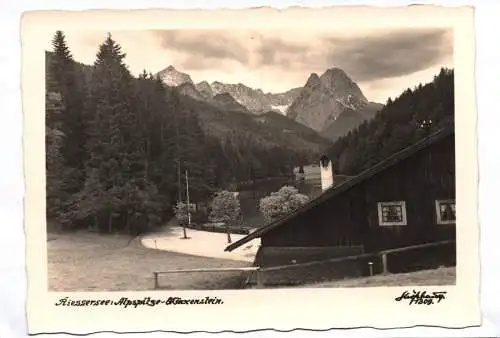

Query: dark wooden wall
left=254, top=245, right=365, bottom=268
left=247, top=241, right=456, bottom=286
left=261, top=134, right=456, bottom=253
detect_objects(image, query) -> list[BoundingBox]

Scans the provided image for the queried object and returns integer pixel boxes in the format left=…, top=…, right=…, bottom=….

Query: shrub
left=173, top=201, right=196, bottom=225
left=259, top=185, right=309, bottom=222
left=209, top=190, right=242, bottom=243
left=209, top=190, right=241, bottom=225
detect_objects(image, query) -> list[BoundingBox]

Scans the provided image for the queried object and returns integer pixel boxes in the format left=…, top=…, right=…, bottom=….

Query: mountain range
left=157, top=65, right=301, bottom=115
left=156, top=65, right=384, bottom=141
left=174, top=84, right=333, bottom=157
left=46, top=48, right=383, bottom=159
left=45, top=51, right=333, bottom=163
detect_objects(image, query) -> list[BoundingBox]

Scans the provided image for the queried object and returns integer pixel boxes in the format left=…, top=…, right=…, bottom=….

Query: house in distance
left=226, top=124, right=456, bottom=283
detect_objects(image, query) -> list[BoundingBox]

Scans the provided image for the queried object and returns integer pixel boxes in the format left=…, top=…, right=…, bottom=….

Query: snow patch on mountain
left=335, top=98, right=356, bottom=111
left=270, top=104, right=290, bottom=115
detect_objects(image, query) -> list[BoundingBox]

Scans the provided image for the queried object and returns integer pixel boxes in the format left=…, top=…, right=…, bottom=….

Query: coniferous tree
left=46, top=31, right=87, bottom=222
left=48, top=31, right=73, bottom=94
left=48, top=31, right=87, bottom=192
left=45, top=92, right=66, bottom=219
left=47, top=31, right=85, bottom=177
left=74, top=33, right=161, bottom=233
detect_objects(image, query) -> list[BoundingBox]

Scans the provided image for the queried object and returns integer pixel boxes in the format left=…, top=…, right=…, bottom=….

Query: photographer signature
left=394, top=290, right=446, bottom=305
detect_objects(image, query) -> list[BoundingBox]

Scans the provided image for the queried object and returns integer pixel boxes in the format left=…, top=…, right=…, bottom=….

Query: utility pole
left=179, top=168, right=189, bottom=240
left=185, top=169, right=192, bottom=227
left=175, top=115, right=182, bottom=204
left=173, top=91, right=187, bottom=239
left=177, top=160, right=182, bottom=202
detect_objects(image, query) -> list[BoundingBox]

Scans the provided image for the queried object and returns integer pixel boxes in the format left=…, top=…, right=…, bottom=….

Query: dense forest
left=327, top=68, right=454, bottom=175
left=45, top=31, right=314, bottom=234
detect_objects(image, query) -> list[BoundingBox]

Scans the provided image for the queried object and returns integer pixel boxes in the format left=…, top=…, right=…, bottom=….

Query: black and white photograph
left=44, top=25, right=456, bottom=291
left=22, top=6, right=480, bottom=334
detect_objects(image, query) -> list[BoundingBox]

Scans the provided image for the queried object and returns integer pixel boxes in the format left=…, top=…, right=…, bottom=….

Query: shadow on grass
left=156, top=272, right=248, bottom=290
left=47, top=231, right=251, bottom=292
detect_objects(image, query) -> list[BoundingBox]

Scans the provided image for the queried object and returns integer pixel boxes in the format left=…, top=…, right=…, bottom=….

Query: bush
left=259, top=185, right=309, bottom=221
left=209, top=190, right=241, bottom=224
left=209, top=190, right=242, bottom=243
left=173, top=201, right=196, bottom=225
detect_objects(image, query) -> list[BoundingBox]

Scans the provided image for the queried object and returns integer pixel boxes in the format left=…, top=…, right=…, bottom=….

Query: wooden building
left=226, top=126, right=456, bottom=279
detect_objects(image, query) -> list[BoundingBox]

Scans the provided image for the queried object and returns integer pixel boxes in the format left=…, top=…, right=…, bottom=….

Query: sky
left=52, top=28, right=453, bottom=103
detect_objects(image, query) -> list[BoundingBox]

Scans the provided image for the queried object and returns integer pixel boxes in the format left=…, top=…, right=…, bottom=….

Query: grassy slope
left=47, top=232, right=250, bottom=291
left=302, top=267, right=455, bottom=288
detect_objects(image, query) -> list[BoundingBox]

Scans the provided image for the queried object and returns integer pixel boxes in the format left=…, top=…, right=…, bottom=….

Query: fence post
left=255, top=269, right=263, bottom=288
left=381, top=253, right=388, bottom=275
left=153, top=272, right=159, bottom=290
left=368, top=262, right=374, bottom=276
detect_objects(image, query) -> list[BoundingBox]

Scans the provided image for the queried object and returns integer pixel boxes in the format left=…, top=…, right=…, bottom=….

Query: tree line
left=45, top=31, right=309, bottom=235
left=327, top=68, right=454, bottom=176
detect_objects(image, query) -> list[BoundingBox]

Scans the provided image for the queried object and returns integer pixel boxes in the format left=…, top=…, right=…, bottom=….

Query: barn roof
left=225, top=124, right=455, bottom=252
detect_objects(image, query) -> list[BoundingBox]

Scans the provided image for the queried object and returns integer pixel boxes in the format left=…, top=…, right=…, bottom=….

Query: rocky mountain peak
left=177, top=82, right=204, bottom=100
left=319, top=68, right=367, bottom=103
left=213, top=92, right=236, bottom=102
left=213, top=92, right=249, bottom=113
left=156, top=66, right=300, bottom=115
left=321, top=68, right=351, bottom=87
left=286, top=67, right=378, bottom=133
left=197, top=80, right=210, bottom=87
left=323, top=67, right=347, bottom=77
left=304, top=73, right=321, bottom=89
left=156, top=65, right=193, bottom=87
left=195, top=81, right=213, bottom=99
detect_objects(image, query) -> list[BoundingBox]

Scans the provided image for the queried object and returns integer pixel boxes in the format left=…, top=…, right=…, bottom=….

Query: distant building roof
left=225, top=124, right=454, bottom=252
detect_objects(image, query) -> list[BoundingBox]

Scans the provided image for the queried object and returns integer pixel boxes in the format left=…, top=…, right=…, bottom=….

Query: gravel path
left=141, top=225, right=260, bottom=263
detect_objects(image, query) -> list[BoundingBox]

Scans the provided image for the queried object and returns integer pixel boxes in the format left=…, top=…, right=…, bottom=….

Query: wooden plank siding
left=261, top=132, right=455, bottom=253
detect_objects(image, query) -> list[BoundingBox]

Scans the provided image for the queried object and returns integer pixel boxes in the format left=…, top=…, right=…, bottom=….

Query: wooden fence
left=261, top=239, right=455, bottom=273
left=152, top=240, right=455, bottom=289
left=152, top=267, right=260, bottom=290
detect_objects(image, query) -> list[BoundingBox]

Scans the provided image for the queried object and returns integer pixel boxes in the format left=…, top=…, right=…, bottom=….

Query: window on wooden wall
left=377, top=201, right=407, bottom=226
left=435, top=199, right=456, bottom=224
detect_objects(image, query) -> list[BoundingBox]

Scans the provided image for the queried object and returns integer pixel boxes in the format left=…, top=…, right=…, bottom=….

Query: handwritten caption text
left=55, top=296, right=224, bottom=308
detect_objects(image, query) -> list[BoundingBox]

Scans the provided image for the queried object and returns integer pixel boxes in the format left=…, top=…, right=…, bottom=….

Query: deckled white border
left=23, top=5, right=479, bottom=334
left=1, top=1, right=499, bottom=337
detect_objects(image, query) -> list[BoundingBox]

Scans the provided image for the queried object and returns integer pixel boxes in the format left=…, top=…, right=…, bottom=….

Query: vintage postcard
left=22, top=5, right=480, bottom=335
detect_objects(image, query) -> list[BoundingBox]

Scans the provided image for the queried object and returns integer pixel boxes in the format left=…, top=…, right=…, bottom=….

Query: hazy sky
left=52, top=28, right=453, bottom=103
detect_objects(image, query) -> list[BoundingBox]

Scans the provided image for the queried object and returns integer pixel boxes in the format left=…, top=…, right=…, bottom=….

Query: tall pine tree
left=46, top=31, right=87, bottom=223
left=75, top=33, right=162, bottom=233
left=48, top=31, right=87, bottom=192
